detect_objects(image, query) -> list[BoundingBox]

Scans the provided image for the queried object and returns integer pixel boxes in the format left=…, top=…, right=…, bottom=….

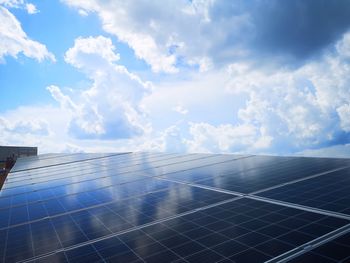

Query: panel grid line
left=10, top=153, right=131, bottom=173
left=18, top=197, right=240, bottom=263
left=4, top=151, right=168, bottom=184
left=1, top=153, right=231, bottom=198
left=246, top=195, right=350, bottom=221
left=265, top=223, right=350, bottom=263
left=0, top=184, right=186, bottom=231
left=0, top=155, right=251, bottom=223
left=151, top=171, right=350, bottom=221
left=3, top=152, right=183, bottom=190
left=250, top=165, right=350, bottom=196
left=3, top=153, right=350, bottom=263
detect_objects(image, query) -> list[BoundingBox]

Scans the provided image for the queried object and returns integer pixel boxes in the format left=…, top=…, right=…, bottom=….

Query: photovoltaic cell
left=10, top=152, right=127, bottom=172
left=2, top=152, right=226, bottom=195
left=1, top=152, right=350, bottom=262
left=6, top=152, right=170, bottom=181
left=0, top=155, right=179, bottom=196
left=20, top=198, right=350, bottom=263
left=258, top=167, right=350, bottom=216
left=286, top=231, right=350, bottom=262
left=0, top=177, right=235, bottom=229
left=158, top=156, right=350, bottom=194
left=0, top=153, right=198, bottom=197
left=0, top=183, right=234, bottom=262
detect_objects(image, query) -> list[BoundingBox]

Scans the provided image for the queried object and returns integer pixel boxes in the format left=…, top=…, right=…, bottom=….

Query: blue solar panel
left=1, top=153, right=350, bottom=262
left=10, top=152, right=127, bottom=172
left=16, top=198, right=349, bottom=263
left=157, top=155, right=350, bottom=193
left=286, top=231, right=350, bottom=262
left=258, top=167, right=350, bottom=216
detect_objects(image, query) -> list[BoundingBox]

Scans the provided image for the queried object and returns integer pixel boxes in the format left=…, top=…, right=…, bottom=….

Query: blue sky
left=1, top=0, right=350, bottom=157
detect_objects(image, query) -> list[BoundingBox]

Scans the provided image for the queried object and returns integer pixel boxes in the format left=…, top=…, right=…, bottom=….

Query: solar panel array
left=1, top=152, right=350, bottom=262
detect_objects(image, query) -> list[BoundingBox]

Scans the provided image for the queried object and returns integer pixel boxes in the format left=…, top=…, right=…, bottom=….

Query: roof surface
left=1, top=152, right=350, bottom=262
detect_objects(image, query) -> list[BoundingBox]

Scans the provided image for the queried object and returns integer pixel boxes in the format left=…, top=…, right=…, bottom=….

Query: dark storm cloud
left=252, top=0, right=350, bottom=59
left=208, top=0, right=350, bottom=66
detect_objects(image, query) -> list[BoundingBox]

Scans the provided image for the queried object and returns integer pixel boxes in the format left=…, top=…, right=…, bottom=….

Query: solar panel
left=10, top=153, right=127, bottom=172
left=1, top=152, right=350, bottom=262
left=9, top=198, right=349, bottom=263
left=156, top=155, right=350, bottom=194
left=286, top=231, right=350, bottom=262
left=257, top=167, right=350, bottom=215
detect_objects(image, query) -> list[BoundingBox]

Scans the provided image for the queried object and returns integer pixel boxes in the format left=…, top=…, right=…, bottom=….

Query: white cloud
left=63, top=0, right=180, bottom=73
left=186, top=122, right=270, bottom=153
left=0, top=117, right=49, bottom=136
left=46, top=85, right=77, bottom=111
left=78, top=9, right=88, bottom=17
left=142, top=70, right=243, bottom=131
left=297, top=144, right=350, bottom=158
left=25, top=3, right=38, bottom=14
left=65, top=36, right=120, bottom=69
left=0, top=0, right=24, bottom=8
left=337, top=104, right=350, bottom=132
left=191, top=31, right=350, bottom=154
left=1, top=0, right=39, bottom=14
left=161, top=125, right=187, bottom=153
left=128, top=125, right=189, bottom=153
left=0, top=5, right=55, bottom=62
left=0, top=105, right=70, bottom=152
left=1, top=1, right=350, bottom=158
left=336, top=29, right=350, bottom=58
left=48, top=36, right=151, bottom=140
left=1, top=26, right=348, bottom=156
left=62, top=0, right=251, bottom=73
left=141, top=29, right=350, bottom=155
left=172, top=104, right=188, bottom=115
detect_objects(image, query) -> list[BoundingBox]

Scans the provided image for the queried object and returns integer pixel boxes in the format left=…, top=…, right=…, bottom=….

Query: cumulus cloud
left=48, top=36, right=151, bottom=140
left=336, top=32, right=350, bottom=59
left=78, top=9, right=88, bottom=17
left=46, top=85, right=77, bottom=111
left=0, top=0, right=38, bottom=14
left=61, top=0, right=241, bottom=72
left=65, top=36, right=120, bottom=68
left=337, top=104, right=350, bottom=132
left=0, top=5, right=55, bottom=62
left=0, top=104, right=95, bottom=153
left=63, top=0, right=180, bottom=73
left=186, top=122, right=263, bottom=153
left=62, top=0, right=350, bottom=72
left=0, top=106, right=59, bottom=151
left=2, top=0, right=350, bottom=158
left=172, top=104, right=188, bottom=115
left=184, top=31, right=350, bottom=154
left=0, top=0, right=24, bottom=8
left=161, top=125, right=187, bottom=153
left=25, top=3, right=38, bottom=14
left=298, top=144, right=350, bottom=158
left=0, top=117, right=49, bottom=135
